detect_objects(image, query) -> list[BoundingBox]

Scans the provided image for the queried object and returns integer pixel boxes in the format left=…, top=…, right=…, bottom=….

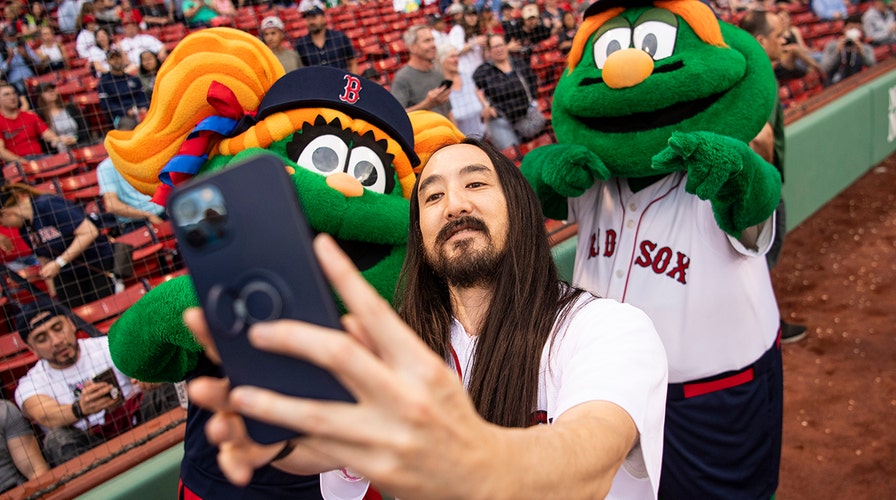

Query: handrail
left=784, top=56, right=896, bottom=125
left=2, top=408, right=186, bottom=500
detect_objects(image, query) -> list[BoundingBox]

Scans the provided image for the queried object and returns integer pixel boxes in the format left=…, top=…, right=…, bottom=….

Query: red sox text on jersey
left=585, top=229, right=691, bottom=284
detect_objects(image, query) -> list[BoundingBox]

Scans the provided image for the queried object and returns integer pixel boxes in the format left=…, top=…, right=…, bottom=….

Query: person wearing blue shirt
left=1, top=30, right=41, bottom=99
left=98, top=49, right=149, bottom=131
left=811, top=0, right=848, bottom=21
left=97, top=157, right=165, bottom=235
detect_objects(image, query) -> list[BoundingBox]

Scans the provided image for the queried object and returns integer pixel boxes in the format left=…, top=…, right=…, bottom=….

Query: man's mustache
left=435, top=216, right=489, bottom=246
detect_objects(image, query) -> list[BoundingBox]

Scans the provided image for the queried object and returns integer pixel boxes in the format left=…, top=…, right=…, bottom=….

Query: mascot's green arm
left=520, top=143, right=611, bottom=220
left=653, top=131, right=782, bottom=236
left=108, top=275, right=202, bottom=383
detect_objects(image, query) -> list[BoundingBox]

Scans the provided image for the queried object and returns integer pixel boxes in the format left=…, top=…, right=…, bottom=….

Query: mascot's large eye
left=346, top=146, right=387, bottom=194
left=592, top=27, right=631, bottom=69
left=633, top=21, right=677, bottom=60
left=296, top=134, right=348, bottom=175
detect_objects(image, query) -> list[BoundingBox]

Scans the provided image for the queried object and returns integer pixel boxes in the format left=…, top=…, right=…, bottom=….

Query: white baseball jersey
left=321, top=293, right=668, bottom=499
left=568, top=172, right=780, bottom=383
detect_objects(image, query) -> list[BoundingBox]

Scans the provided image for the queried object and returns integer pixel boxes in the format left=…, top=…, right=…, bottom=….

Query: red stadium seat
left=71, top=143, right=108, bottom=169
left=0, top=332, right=38, bottom=400
left=55, top=170, right=100, bottom=202
left=10, top=152, right=81, bottom=183
left=72, top=282, right=151, bottom=333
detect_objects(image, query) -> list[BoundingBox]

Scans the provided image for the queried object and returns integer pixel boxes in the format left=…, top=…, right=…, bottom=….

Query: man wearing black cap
left=13, top=301, right=178, bottom=466
left=294, top=6, right=358, bottom=74
left=98, top=48, right=149, bottom=130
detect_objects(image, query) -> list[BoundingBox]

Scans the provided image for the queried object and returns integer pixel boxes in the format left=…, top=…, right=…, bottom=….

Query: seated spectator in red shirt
left=0, top=84, right=65, bottom=163
left=0, top=224, right=37, bottom=271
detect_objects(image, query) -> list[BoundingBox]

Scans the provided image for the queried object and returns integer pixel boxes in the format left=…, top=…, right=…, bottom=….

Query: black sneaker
left=781, top=320, right=807, bottom=344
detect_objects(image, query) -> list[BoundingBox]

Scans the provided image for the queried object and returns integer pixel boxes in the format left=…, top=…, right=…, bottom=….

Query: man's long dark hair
left=395, top=137, right=589, bottom=428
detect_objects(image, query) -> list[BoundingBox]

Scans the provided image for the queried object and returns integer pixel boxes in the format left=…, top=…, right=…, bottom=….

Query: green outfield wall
left=783, top=67, right=896, bottom=231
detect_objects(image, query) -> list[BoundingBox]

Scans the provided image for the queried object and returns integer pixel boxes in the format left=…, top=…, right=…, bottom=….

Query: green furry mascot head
left=106, top=28, right=463, bottom=382
left=522, top=0, right=781, bottom=236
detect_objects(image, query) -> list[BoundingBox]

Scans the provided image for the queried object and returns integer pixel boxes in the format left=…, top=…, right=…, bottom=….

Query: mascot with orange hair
left=105, top=28, right=462, bottom=499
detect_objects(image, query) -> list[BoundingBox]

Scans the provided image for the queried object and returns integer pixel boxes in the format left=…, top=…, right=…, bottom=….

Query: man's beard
left=427, top=216, right=502, bottom=288
left=52, top=341, right=79, bottom=368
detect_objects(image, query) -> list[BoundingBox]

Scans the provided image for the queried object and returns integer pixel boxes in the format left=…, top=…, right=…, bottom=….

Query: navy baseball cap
left=303, top=6, right=325, bottom=17
left=583, top=0, right=655, bottom=19
left=15, top=301, right=72, bottom=342
left=253, top=66, right=420, bottom=167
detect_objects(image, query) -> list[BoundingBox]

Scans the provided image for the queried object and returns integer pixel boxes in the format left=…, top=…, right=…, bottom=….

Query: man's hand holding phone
left=77, top=379, right=122, bottom=417
left=187, top=235, right=501, bottom=498
left=186, top=307, right=344, bottom=485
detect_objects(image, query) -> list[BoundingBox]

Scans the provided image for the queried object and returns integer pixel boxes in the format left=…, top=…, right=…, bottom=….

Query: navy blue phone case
left=168, top=153, right=354, bottom=444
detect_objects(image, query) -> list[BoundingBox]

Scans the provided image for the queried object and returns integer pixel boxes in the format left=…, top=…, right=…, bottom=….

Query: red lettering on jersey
left=667, top=252, right=690, bottom=284
left=652, top=246, right=672, bottom=273
left=633, top=240, right=689, bottom=284
left=588, top=232, right=599, bottom=258
left=634, top=240, right=656, bottom=267
left=339, top=75, right=362, bottom=104
left=603, top=229, right=616, bottom=257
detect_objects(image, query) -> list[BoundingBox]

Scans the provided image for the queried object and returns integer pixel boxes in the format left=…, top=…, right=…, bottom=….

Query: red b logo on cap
left=339, top=75, right=362, bottom=104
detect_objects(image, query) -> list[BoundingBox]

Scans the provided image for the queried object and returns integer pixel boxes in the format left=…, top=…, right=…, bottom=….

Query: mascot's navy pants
left=659, top=341, right=783, bottom=499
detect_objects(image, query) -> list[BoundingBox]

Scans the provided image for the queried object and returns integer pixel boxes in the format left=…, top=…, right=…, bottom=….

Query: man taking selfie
left=189, top=139, right=669, bottom=499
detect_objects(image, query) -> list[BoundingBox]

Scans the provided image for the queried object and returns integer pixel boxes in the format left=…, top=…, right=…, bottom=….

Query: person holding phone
left=188, top=139, right=668, bottom=499
left=390, top=25, right=455, bottom=121
left=13, top=302, right=179, bottom=466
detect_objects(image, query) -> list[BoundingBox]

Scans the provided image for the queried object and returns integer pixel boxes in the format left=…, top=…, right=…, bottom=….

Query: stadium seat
left=71, top=143, right=108, bottom=169
left=518, top=133, right=553, bottom=157
left=387, top=39, right=409, bottom=62
left=55, top=170, right=101, bottom=202
left=8, top=152, right=81, bottom=183
left=71, top=282, right=151, bottom=333
left=114, top=222, right=181, bottom=284
left=0, top=332, right=38, bottom=400
left=357, top=35, right=388, bottom=60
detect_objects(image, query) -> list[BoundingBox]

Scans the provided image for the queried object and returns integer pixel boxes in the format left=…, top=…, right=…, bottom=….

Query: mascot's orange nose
left=602, top=48, right=655, bottom=89
left=326, top=172, right=365, bottom=197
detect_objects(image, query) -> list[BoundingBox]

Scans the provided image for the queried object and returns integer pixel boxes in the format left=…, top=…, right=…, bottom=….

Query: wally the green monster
left=102, top=29, right=462, bottom=499
left=521, top=0, right=783, bottom=497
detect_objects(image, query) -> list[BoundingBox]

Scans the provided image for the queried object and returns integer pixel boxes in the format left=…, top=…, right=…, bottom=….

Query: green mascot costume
left=521, top=0, right=783, bottom=497
left=103, top=28, right=463, bottom=499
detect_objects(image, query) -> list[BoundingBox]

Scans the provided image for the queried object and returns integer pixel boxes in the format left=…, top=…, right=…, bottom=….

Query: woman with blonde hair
left=437, top=43, right=487, bottom=138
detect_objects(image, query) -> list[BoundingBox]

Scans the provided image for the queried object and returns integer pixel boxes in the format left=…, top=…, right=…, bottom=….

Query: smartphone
left=439, top=78, right=453, bottom=89
left=92, top=368, right=122, bottom=400
left=168, top=153, right=354, bottom=444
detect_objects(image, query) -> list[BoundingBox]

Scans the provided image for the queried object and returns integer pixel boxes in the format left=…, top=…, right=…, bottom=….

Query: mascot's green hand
left=522, top=143, right=609, bottom=220
left=653, top=131, right=781, bottom=236
left=108, top=275, right=202, bottom=383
